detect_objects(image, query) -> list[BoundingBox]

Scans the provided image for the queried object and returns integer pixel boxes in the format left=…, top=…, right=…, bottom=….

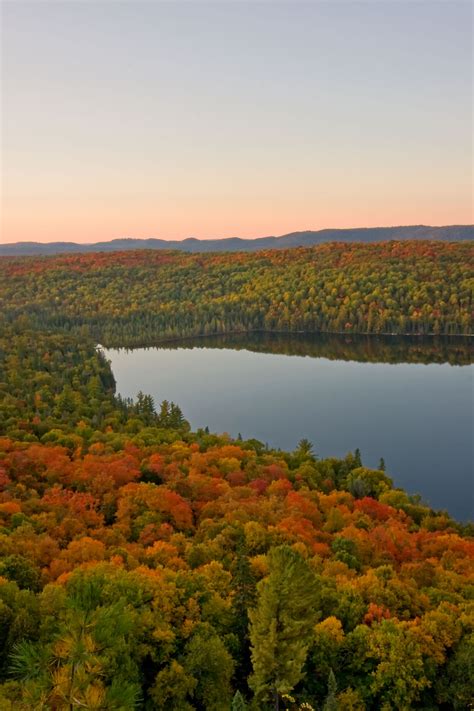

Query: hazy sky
left=1, top=0, right=472, bottom=244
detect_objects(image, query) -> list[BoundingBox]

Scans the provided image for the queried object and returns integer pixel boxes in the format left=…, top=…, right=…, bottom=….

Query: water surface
left=104, top=334, right=473, bottom=521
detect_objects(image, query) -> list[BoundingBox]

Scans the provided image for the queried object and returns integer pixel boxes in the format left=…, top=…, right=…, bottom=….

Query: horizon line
left=3, top=223, right=473, bottom=247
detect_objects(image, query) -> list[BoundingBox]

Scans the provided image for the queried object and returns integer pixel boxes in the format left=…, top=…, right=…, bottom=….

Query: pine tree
left=10, top=576, right=140, bottom=709
left=231, top=544, right=257, bottom=690
left=232, top=689, right=247, bottom=710
left=323, top=669, right=338, bottom=711
left=159, top=399, right=170, bottom=424
left=354, top=448, right=362, bottom=467
left=169, top=402, right=189, bottom=430
left=379, top=457, right=386, bottom=471
left=249, top=546, right=319, bottom=710
left=296, top=438, right=315, bottom=457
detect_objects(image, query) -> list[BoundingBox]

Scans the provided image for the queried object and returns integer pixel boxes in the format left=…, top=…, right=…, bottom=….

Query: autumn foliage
left=0, top=244, right=472, bottom=709
left=1, top=241, right=472, bottom=346
left=0, top=430, right=472, bottom=709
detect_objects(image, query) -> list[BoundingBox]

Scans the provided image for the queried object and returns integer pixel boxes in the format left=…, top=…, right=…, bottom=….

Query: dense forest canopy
left=0, top=242, right=473, bottom=709
left=1, top=241, right=473, bottom=346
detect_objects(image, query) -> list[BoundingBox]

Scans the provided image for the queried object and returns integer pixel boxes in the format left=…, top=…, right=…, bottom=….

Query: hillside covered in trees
left=1, top=224, right=472, bottom=256
left=0, top=326, right=473, bottom=710
left=0, top=242, right=473, bottom=709
left=1, top=241, right=472, bottom=347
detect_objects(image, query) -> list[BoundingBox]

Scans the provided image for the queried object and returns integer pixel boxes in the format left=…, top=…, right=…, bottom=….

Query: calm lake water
left=104, top=334, right=473, bottom=521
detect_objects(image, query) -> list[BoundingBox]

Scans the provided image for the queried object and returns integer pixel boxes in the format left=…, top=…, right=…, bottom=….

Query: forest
left=1, top=241, right=472, bottom=347
left=0, top=242, right=473, bottom=709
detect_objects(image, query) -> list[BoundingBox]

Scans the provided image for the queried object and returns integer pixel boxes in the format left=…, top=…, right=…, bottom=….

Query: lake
left=103, top=334, right=473, bottom=521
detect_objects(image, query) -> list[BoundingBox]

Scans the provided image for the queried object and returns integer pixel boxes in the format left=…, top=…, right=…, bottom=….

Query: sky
left=1, top=0, right=472, bottom=244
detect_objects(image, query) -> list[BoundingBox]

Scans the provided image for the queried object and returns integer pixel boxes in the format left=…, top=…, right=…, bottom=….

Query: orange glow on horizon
left=2, top=187, right=472, bottom=244
left=2, top=1, right=472, bottom=245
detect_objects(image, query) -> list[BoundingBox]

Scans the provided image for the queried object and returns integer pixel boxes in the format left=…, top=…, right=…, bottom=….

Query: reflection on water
left=105, top=334, right=473, bottom=521
left=143, top=332, right=473, bottom=365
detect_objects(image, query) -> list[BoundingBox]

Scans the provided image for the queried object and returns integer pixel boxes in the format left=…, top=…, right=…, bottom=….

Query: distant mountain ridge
left=1, top=225, right=472, bottom=256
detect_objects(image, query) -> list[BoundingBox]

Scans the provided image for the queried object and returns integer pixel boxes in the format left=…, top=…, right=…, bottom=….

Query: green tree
left=230, top=546, right=257, bottom=692
left=10, top=577, right=140, bottom=710
left=346, top=467, right=392, bottom=499
left=231, top=689, right=247, bottom=710
left=353, top=448, right=362, bottom=468
left=249, top=546, right=319, bottom=710
left=296, top=439, right=315, bottom=458
left=184, top=626, right=234, bottom=711
left=0, top=555, right=41, bottom=592
left=435, top=632, right=474, bottom=710
left=366, top=619, right=430, bottom=709
left=150, top=660, right=195, bottom=710
left=0, top=581, right=39, bottom=680
left=323, top=669, right=338, bottom=711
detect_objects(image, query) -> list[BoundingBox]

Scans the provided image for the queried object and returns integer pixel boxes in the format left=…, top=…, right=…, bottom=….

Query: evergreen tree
left=184, top=627, right=234, bottom=710
left=249, top=546, right=319, bottom=710
left=159, top=399, right=170, bottom=423
left=10, top=577, right=140, bottom=709
left=169, top=402, right=188, bottom=429
left=232, top=689, right=247, bottom=710
left=379, top=457, right=386, bottom=471
left=323, top=669, right=338, bottom=711
left=296, top=438, right=315, bottom=458
left=354, top=448, right=362, bottom=467
left=231, top=545, right=257, bottom=691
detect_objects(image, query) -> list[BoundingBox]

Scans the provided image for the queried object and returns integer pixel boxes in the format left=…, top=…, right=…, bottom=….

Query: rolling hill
left=1, top=224, right=472, bottom=256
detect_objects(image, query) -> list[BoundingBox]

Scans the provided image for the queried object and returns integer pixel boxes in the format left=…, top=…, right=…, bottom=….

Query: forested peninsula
left=0, top=241, right=473, bottom=710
